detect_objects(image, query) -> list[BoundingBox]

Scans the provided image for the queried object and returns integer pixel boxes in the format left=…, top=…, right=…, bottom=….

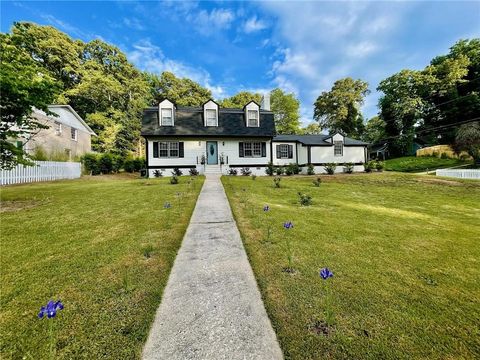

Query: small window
left=279, top=144, right=289, bottom=158
left=241, top=142, right=263, bottom=158
left=54, top=121, right=62, bottom=135
left=206, top=109, right=217, bottom=126
left=161, top=108, right=173, bottom=126
left=244, top=142, right=252, bottom=157
left=71, top=128, right=78, bottom=141
left=247, top=110, right=259, bottom=127
left=253, top=142, right=261, bottom=157
left=334, top=141, right=343, bottom=156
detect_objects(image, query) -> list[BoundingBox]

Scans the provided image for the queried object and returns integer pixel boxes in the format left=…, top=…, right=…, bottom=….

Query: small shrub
left=189, top=168, right=199, bottom=176
left=171, top=167, right=183, bottom=176
left=275, top=166, right=284, bottom=176
left=343, top=162, right=354, bottom=174
left=273, top=176, right=281, bottom=188
left=170, top=175, right=179, bottom=184
left=133, top=158, right=145, bottom=172
left=81, top=153, right=100, bottom=175
left=153, top=169, right=163, bottom=177
left=312, top=177, right=322, bottom=187
left=265, top=161, right=275, bottom=176
left=288, top=163, right=300, bottom=175
left=440, top=152, right=448, bottom=159
left=99, top=153, right=114, bottom=174
left=123, top=157, right=135, bottom=173
left=228, top=168, right=238, bottom=176
left=307, top=164, right=315, bottom=175
left=364, top=161, right=375, bottom=173
left=324, top=163, right=336, bottom=175
left=375, top=161, right=384, bottom=171
left=298, top=192, right=312, bottom=206
left=241, top=167, right=252, bottom=176
left=285, top=166, right=293, bottom=176
left=251, top=174, right=257, bottom=180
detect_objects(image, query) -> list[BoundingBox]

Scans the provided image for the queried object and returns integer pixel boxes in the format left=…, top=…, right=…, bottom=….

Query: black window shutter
left=179, top=142, right=184, bottom=158
left=261, top=142, right=266, bottom=157
left=239, top=142, right=244, bottom=157
left=153, top=142, right=159, bottom=158
left=276, top=145, right=281, bottom=159
left=288, top=145, right=293, bottom=159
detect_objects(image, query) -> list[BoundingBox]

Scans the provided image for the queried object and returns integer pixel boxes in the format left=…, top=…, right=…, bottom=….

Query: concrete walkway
left=142, top=175, right=283, bottom=360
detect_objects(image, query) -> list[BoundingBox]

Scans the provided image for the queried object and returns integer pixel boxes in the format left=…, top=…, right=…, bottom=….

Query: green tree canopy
left=270, top=88, right=301, bottom=134
left=313, top=78, right=370, bottom=138
left=0, top=32, right=60, bottom=169
left=146, top=71, right=212, bottom=106
left=453, top=121, right=480, bottom=166
left=362, top=116, right=386, bottom=143
left=302, top=122, right=322, bottom=135
left=218, top=91, right=262, bottom=108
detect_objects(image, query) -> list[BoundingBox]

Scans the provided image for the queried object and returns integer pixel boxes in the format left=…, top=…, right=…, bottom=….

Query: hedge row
left=81, top=153, right=145, bottom=175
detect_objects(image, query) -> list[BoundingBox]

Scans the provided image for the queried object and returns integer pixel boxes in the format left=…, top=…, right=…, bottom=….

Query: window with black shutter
left=179, top=142, right=184, bottom=158
left=153, top=142, right=159, bottom=158
left=239, top=142, right=244, bottom=157
left=277, top=144, right=292, bottom=159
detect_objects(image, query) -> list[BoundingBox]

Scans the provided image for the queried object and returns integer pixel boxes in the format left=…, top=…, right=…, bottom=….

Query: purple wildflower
left=283, top=221, right=294, bottom=229
left=320, top=268, right=334, bottom=280
left=38, top=300, right=63, bottom=319
left=164, top=202, right=171, bottom=209
left=263, top=205, right=270, bottom=212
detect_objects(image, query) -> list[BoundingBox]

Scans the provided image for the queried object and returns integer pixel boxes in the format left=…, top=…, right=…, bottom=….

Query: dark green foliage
left=265, top=161, right=275, bottom=176
left=312, top=177, right=322, bottom=187
left=251, top=175, right=257, bottom=180
left=375, top=161, right=384, bottom=171
left=228, top=168, right=238, bottom=176
left=285, top=166, right=293, bottom=176
left=189, top=168, right=199, bottom=176
left=171, top=168, right=183, bottom=176
left=324, top=163, right=337, bottom=175
left=287, top=163, right=300, bottom=175
left=170, top=175, right=179, bottom=184
left=364, top=161, right=375, bottom=173
left=307, top=164, right=315, bottom=175
left=153, top=170, right=163, bottom=177
left=440, top=152, right=449, bottom=159
left=241, top=167, right=252, bottom=176
left=298, top=192, right=313, bottom=206
left=275, top=166, right=285, bottom=176
left=344, top=162, right=354, bottom=174
left=81, top=153, right=101, bottom=175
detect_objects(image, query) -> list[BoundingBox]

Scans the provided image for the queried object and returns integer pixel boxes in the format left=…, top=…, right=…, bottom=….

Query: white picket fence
left=436, top=169, right=480, bottom=180
left=0, top=161, right=81, bottom=185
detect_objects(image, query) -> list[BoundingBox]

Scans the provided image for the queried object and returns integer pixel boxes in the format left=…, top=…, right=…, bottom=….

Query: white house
left=141, top=96, right=368, bottom=176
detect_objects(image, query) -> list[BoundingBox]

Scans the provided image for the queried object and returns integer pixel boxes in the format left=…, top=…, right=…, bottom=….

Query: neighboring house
left=141, top=97, right=369, bottom=177
left=21, top=105, right=95, bottom=160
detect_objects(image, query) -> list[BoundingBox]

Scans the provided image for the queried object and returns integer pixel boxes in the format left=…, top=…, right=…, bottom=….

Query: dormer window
left=244, top=101, right=260, bottom=127
left=247, top=110, right=259, bottom=127
left=161, top=108, right=173, bottom=126
left=158, top=99, right=175, bottom=126
left=206, top=109, right=217, bottom=126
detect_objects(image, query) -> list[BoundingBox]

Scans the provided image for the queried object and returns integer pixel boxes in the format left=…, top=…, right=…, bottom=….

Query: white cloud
left=40, top=14, right=88, bottom=39
left=126, top=39, right=226, bottom=99
left=187, top=8, right=235, bottom=35
left=243, top=16, right=268, bottom=33
left=122, top=17, right=145, bottom=31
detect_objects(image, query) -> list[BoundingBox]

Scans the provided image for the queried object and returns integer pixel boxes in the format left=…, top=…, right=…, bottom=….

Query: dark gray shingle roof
left=141, top=106, right=275, bottom=137
left=273, top=134, right=369, bottom=146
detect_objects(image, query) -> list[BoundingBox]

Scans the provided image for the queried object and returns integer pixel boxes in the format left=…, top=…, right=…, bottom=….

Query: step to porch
left=204, top=165, right=222, bottom=174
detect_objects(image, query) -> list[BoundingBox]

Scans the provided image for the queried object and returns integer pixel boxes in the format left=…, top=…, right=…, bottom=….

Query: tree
left=219, top=91, right=262, bottom=108
left=146, top=71, right=211, bottom=106
left=453, top=122, right=480, bottom=166
left=302, top=123, right=322, bottom=135
left=313, top=78, right=369, bottom=138
left=0, top=33, right=60, bottom=169
left=362, top=116, right=386, bottom=144
left=270, top=88, right=301, bottom=134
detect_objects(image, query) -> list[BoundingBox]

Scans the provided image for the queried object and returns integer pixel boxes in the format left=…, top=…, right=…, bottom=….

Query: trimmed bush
left=81, top=153, right=100, bottom=175
left=364, top=161, right=375, bottom=173
left=375, top=161, right=384, bottom=171
left=189, top=168, right=199, bottom=176
left=228, top=168, right=238, bottom=176
left=324, top=163, right=336, bottom=175
left=265, top=161, right=275, bottom=176
left=285, top=166, right=293, bottom=176
left=275, top=166, right=284, bottom=176
left=307, top=164, right=315, bottom=175
left=170, top=175, right=179, bottom=184
left=171, top=168, right=183, bottom=176
left=298, top=192, right=312, bottom=206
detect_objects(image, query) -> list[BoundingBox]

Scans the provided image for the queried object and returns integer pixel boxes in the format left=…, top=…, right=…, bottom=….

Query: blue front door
left=206, top=141, right=218, bottom=164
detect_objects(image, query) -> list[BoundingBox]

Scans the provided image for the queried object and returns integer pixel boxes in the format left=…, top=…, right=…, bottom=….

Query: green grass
left=0, top=174, right=204, bottom=359
left=384, top=156, right=469, bottom=172
left=222, top=173, right=480, bottom=359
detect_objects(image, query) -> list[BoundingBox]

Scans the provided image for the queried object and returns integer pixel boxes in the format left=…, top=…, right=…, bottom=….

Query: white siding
left=310, top=145, right=365, bottom=164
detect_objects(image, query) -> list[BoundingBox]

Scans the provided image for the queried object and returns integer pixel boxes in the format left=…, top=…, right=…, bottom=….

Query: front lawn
left=222, top=173, right=480, bottom=359
left=0, top=175, right=204, bottom=359
left=384, top=156, right=469, bottom=172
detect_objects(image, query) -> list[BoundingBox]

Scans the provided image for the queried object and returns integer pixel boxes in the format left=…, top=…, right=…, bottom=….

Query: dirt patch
left=1, top=200, right=42, bottom=213
left=418, top=178, right=463, bottom=186
left=309, top=320, right=335, bottom=336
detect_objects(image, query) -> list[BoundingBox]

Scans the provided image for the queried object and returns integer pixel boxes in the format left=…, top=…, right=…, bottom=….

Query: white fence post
left=0, top=161, right=82, bottom=186
left=436, top=169, right=480, bottom=180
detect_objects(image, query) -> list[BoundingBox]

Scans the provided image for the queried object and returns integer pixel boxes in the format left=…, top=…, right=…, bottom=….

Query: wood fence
left=1, top=161, right=81, bottom=185
left=436, top=169, right=480, bottom=180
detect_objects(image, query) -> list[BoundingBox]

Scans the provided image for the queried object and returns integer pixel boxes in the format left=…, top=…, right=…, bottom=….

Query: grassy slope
left=222, top=173, right=480, bottom=359
left=384, top=156, right=469, bottom=172
left=0, top=175, right=204, bottom=359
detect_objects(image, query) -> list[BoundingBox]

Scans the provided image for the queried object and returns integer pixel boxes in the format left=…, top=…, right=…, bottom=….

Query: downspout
left=145, top=136, right=149, bottom=178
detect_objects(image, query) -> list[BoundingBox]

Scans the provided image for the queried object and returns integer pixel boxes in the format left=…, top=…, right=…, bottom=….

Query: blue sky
left=2, top=1, right=479, bottom=125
